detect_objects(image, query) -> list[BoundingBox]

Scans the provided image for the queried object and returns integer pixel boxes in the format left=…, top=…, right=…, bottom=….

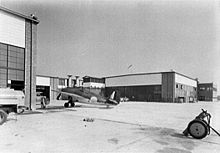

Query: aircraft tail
left=110, top=91, right=116, bottom=100
left=107, top=91, right=119, bottom=105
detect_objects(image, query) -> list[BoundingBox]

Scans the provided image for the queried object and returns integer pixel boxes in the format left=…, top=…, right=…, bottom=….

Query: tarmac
left=0, top=100, right=220, bottom=153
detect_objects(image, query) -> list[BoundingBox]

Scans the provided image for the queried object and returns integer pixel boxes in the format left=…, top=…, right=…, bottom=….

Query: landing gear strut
left=64, top=96, right=75, bottom=108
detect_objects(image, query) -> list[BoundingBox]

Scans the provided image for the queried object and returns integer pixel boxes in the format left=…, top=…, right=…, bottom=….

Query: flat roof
left=0, top=6, right=39, bottom=24
left=104, top=71, right=197, bottom=81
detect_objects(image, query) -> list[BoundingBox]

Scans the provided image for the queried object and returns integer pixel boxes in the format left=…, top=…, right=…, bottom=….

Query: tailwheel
left=188, top=119, right=208, bottom=139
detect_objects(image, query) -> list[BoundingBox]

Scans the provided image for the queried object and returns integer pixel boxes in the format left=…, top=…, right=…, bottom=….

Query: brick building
left=0, top=7, right=39, bottom=109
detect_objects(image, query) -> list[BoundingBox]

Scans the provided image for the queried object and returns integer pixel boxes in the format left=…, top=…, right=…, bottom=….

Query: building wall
left=24, top=20, right=37, bottom=110
left=50, top=77, right=59, bottom=100
left=175, top=83, right=197, bottom=103
left=105, top=73, right=162, bottom=102
left=105, top=85, right=161, bottom=102
left=105, top=73, right=162, bottom=87
left=174, top=73, right=197, bottom=103
left=0, top=10, right=25, bottom=47
left=161, top=72, right=175, bottom=102
left=175, top=73, right=197, bottom=87
left=198, top=83, right=217, bottom=101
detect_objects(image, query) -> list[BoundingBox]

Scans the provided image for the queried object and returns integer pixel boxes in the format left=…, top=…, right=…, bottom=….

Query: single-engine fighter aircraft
left=52, top=87, right=120, bottom=108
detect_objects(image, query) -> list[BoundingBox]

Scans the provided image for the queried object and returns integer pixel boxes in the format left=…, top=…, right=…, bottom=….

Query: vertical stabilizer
left=110, top=91, right=116, bottom=100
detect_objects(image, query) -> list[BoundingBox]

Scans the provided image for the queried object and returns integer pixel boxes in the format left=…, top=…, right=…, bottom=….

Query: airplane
left=52, top=87, right=120, bottom=108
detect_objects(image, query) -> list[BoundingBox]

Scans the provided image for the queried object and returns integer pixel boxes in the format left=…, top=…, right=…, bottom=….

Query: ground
left=0, top=100, right=220, bottom=153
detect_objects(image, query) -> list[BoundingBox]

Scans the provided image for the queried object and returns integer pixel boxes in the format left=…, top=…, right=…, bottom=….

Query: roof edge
left=104, top=71, right=197, bottom=81
left=0, top=6, right=40, bottom=24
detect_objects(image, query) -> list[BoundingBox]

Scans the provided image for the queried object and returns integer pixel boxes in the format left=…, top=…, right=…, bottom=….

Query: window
left=176, top=84, right=178, bottom=88
left=0, top=43, right=25, bottom=87
left=59, top=79, right=65, bottom=86
left=0, top=68, right=7, bottom=87
left=199, top=87, right=205, bottom=91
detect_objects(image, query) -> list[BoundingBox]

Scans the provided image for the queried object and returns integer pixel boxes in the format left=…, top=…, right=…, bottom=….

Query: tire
left=0, top=110, right=8, bottom=125
left=70, top=102, right=75, bottom=107
left=188, top=119, right=208, bottom=139
left=64, top=102, right=69, bottom=108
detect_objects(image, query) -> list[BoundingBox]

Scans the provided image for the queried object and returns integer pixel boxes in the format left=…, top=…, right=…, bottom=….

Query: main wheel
left=70, top=102, right=75, bottom=107
left=0, top=110, right=8, bottom=125
left=188, top=119, right=208, bottom=139
left=64, top=102, right=69, bottom=108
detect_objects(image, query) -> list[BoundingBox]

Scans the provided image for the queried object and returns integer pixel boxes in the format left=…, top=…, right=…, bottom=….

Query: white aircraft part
left=175, top=74, right=197, bottom=87
left=0, top=10, right=25, bottom=48
left=105, top=73, right=162, bottom=87
left=110, top=91, right=115, bottom=100
left=36, top=76, right=50, bottom=86
left=90, top=96, right=98, bottom=103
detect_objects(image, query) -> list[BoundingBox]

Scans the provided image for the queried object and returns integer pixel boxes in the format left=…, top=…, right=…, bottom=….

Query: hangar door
left=36, top=76, right=50, bottom=100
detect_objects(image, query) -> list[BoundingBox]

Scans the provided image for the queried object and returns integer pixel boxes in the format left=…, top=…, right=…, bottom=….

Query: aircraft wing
left=52, top=90, right=113, bottom=106
left=52, top=90, right=89, bottom=101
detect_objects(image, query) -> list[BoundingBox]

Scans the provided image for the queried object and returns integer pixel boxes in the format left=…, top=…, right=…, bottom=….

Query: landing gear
left=64, top=96, right=75, bottom=108
left=64, top=102, right=75, bottom=108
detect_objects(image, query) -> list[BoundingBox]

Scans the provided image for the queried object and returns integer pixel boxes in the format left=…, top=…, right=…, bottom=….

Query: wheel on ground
left=70, top=102, right=75, bottom=107
left=64, top=102, right=69, bottom=108
left=0, top=110, right=8, bottom=125
left=188, top=119, right=208, bottom=139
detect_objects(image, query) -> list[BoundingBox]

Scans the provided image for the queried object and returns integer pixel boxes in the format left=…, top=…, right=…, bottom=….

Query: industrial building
left=104, top=71, right=198, bottom=103
left=198, top=83, right=217, bottom=102
left=0, top=7, right=39, bottom=109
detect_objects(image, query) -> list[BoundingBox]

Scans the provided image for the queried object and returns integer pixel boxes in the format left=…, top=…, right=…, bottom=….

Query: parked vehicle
left=0, top=88, right=26, bottom=125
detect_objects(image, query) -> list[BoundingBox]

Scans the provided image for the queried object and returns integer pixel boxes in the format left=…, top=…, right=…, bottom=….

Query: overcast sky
left=1, top=0, right=220, bottom=91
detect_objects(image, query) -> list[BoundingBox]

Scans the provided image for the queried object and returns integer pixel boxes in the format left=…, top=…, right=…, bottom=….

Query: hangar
left=0, top=7, right=39, bottom=109
left=104, top=71, right=198, bottom=103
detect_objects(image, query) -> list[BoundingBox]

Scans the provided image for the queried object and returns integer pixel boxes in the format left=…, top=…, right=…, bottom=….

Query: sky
left=1, top=0, right=220, bottom=92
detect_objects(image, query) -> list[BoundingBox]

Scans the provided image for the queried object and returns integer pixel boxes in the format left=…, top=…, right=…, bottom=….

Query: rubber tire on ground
left=70, top=102, right=75, bottom=107
left=188, top=119, right=208, bottom=139
left=0, top=110, right=8, bottom=125
left=64, top=102, right=69, bottom=108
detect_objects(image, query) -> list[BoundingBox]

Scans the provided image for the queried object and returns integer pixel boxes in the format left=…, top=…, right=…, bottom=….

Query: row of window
left=0, top=43, right=25, bottom=87
left=176, top=83, right=197, bottom=91
left=0, top=44, right=24, bottom=53
left=199, top=87, right=216, bottom=91
left=83, top=77, right=105, bottom=83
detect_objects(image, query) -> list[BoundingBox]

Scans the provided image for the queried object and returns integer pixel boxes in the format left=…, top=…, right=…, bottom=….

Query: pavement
left=0, top=100, right=220, bottom=153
